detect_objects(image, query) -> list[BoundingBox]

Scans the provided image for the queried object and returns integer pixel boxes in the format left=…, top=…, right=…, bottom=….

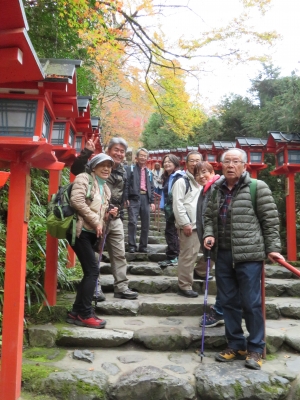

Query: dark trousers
left=67, top=230, right=99, bottom=318
left=165, top=219, right=179, bottom=260
left=215, top=249, right=265, bottom=354
left=128, top=195, right=150, bottom=250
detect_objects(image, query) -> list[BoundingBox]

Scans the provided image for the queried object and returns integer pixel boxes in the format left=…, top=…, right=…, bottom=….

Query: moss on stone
left=261, top=383, right=284, bottom=394
left=76, top=380, right=106, bottom=398
left=22, top=364, right=59, bottom=392
left=56, top=326, right=73, bottom=340
left=266, top=353, right=277, bottom=361
left=23, top=347, right=66, bottom=363
left=232, top=381, right=243, bottom=398
left=21, top=392, right=57, bottom=400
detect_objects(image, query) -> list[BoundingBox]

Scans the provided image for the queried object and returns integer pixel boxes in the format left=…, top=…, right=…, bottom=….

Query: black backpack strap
left=183, top=175, right=192, bottom=195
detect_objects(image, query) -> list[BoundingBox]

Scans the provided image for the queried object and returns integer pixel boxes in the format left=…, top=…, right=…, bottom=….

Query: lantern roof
left=40, top=59, right=82, bottom=83
left=78, top=96, right=93, bottom=112
left=268, top=131, right=300, bottom=143
left=187, top=146, right=198, bottom=151
left=212, top=141, right=236, bottom=150
left=199, top=144, right=213, bottom=151
left=91, top=117, right=100, bottom=129
left=267, top=131, right=300, bottom=152
left=236, top=137, right=267, bottom=147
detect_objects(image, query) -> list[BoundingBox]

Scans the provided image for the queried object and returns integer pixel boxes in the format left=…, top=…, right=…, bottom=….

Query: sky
left=156, top=0, right=300, bottom=107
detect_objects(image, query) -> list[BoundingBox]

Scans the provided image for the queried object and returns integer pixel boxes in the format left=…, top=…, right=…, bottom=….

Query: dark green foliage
left=0, top=169, right=76, bottom=333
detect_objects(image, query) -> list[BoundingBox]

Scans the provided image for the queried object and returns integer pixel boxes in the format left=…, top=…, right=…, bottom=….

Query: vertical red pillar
left=0, top=161, right=30, bottom=400
left=286, top=172, right=297, bottom=261
left=250, top=170, right=258, bottom=179
left=44, top=170, right=61, bottom=305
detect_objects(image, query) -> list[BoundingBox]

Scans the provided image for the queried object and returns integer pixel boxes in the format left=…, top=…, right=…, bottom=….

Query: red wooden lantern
left=267, top=131, right=300, bottom=261
left=212, top=141, right=236, bottom=170
left=235, top=137, right=268, bottom=178
left=0, top=2, right=65, bottom=399
left=199, top=144, right=218, bottom=170
left=177, top=147, right=187, bottom=168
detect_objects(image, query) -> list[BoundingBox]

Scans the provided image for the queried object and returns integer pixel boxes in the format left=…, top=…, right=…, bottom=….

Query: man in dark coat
left=124, top=148, right=155, bottom=253
left=204, top=148, right=284, bottom=370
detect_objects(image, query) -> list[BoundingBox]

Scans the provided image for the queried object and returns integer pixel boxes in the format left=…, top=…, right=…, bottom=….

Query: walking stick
left=200, top=243, right=211, bottom=362
left=94, top=207, right=114, bottom=307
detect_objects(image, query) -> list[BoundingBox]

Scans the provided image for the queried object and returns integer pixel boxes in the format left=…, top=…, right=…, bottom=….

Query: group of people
left=66, top=137, right=284, bottom=371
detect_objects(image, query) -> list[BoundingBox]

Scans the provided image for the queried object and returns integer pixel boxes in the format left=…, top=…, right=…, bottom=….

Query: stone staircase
left=22, top=212, right=300, bottom=400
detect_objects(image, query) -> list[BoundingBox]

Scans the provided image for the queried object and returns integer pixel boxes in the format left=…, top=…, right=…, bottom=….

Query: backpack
left=47, top=174, right=94, bottom=245
left=164, top=175, right=192, bottom=223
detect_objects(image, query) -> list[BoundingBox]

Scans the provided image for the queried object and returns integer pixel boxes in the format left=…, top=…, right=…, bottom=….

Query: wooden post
left=0, top=161, right=30, bottom=400
left=286, top=172, right=297, bottom=261
left=44, top=170, right=61, bottom=305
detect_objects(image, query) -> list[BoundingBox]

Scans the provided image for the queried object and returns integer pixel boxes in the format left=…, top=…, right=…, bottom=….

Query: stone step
left=21, top=346, right=300, bottom=400
left=123, top=229, right=164, bottom=237
left=99, top=261, right=295, bottom=280
left=98, top=273, right=300, bottom=299
left=46, top=291, right=300, bottom=321
left=28, top=313, right=300, bottom=355
left=124, top=235, right=166, bottom=244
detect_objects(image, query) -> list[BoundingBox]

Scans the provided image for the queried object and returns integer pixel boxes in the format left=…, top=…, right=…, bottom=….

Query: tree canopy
left=24, top=0, right=279, bottom=148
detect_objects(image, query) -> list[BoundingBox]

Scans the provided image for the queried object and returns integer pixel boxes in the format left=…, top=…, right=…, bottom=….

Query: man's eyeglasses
left=222, top=160, right=245, bottom=166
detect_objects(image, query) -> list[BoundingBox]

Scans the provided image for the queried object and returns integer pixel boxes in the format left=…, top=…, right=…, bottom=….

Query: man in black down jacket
left=204, top=148, right=284, bottom=370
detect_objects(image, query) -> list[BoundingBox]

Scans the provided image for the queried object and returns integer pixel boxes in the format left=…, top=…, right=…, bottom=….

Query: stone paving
left=22, top=215, right=300, bottom=400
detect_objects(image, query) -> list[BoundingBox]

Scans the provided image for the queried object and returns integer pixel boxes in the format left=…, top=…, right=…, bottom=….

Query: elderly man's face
left=222, top=150, right=246, bottom=184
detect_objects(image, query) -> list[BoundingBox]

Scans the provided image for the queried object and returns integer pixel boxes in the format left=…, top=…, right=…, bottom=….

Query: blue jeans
left=215, top=250, right=265, bottom=354
left=213, top=295, right=223, bottom=315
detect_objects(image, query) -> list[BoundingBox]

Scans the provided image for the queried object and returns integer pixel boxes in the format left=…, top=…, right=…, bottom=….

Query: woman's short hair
left=194, top=161, right=214, bottom=175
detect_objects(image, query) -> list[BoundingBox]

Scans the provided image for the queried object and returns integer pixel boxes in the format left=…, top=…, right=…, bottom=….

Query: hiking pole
left=200, top=241, right=212, bottom=362
left=94, top=205, right=114, bottom=307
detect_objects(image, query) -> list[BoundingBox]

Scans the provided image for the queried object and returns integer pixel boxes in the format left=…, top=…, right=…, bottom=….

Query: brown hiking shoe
left=215, top=347, right=247, bottom=362
left=245, top=351, right=262, bottom=370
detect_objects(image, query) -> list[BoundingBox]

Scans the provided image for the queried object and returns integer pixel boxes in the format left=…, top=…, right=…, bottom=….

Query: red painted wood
left=0, top=161, right=30, bottom=400
left=0, top=171, right=10, bottom=187
left=276, top=258, right=300, bottom=278
left=0, top=29, right=44, bottom=83
left=44, top=170, right=61, bottom=305
left=0, top=47, right=23, bottom=67
left=286, top=173, right=297, bottom=261
left=67, top=247, right=76, bottom=269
